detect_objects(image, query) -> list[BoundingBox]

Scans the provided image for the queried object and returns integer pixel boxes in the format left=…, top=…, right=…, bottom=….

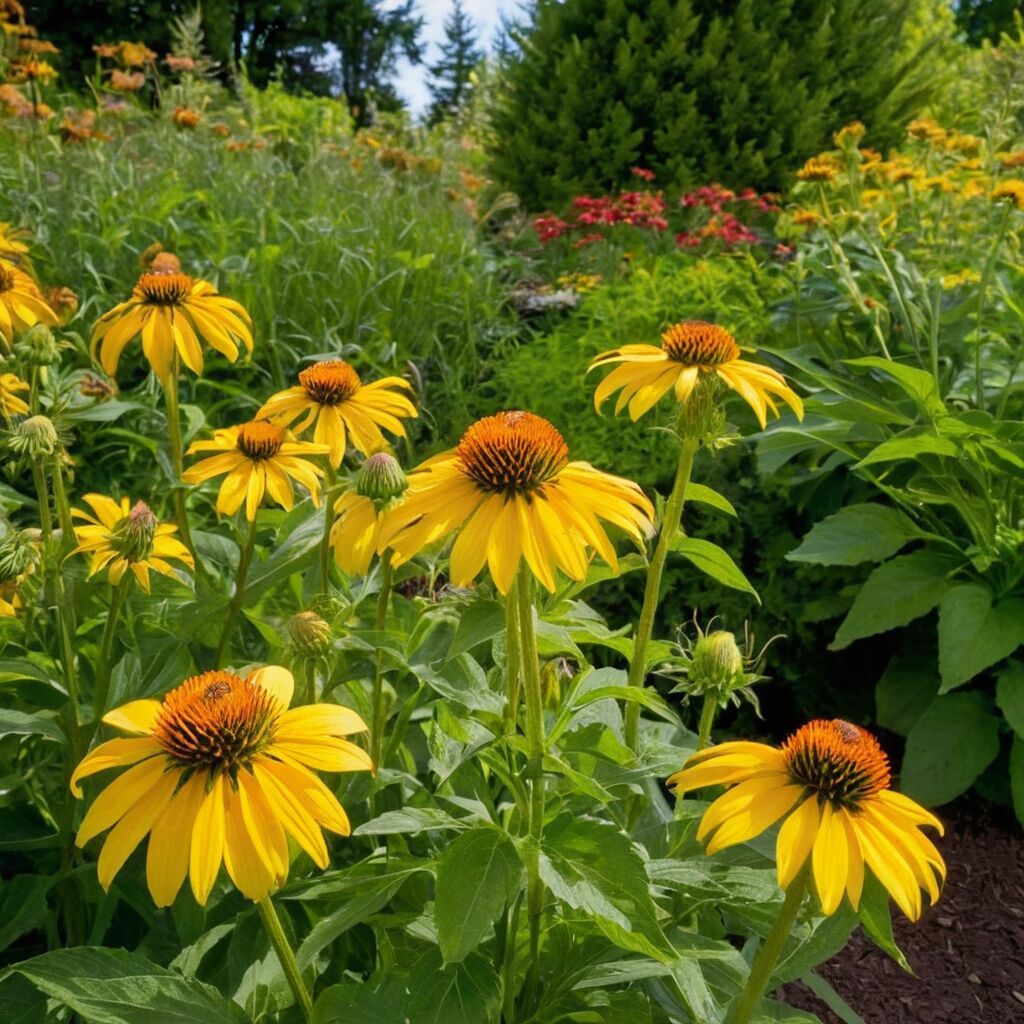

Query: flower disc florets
left=782, top=719, right=891, bottom=810
left=456, top=410, right=569, bottom=495
left=236, top=420, right=285, bottom=460
left=152, top=670, right=280, bottom=770
left=109, top=500, right=157, bottom=563
left=660, top=321, right=740, bottom=366
left=0, top=264, right=15, bottom=293
left=299, top=360, right=362, bottom=405
left=136, top=271, right=193, bottom=306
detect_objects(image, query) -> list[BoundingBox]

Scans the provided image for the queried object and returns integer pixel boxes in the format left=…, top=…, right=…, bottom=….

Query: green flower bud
left=287, top=610, right=333, bottom=657
left=356, top=452, right=408, bottom=503
left=0, top=529, right=41, bottom=583
left=109, top=501, right=157, bottom=563
left=690, top=630, right=745, bottom=693
left=9, top=415, right=60, bottom=459
left=15, top=324, right=61, bottom=367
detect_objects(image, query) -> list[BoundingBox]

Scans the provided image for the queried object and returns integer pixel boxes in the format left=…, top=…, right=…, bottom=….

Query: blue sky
left=392, top=0, right=521, bottom=115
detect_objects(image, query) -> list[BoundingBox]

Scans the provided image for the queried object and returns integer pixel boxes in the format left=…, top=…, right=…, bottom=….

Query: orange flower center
left=456, top=410, right=569, bottom=494
left=660, top=321, right=739, bottom=366
left=782, top=719, right=891, bottom=810
left=237, top=420, right=285, bottom=460
left=299, top=360, right=362, bottom=405
left=152, top=671, right=280, bottom=770
left=0, top=264, right=15, bottom=292
left=136, top=271, right=193, bottom=306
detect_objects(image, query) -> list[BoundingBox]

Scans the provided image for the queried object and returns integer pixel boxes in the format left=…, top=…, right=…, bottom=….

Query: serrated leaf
left=901, top=692, right=1001, bottom=806
left=435, top=826, right=522, bottom=963
left=832, top=552, right=957, bottom=649
left=354, top=808, right=465, bottom=837
left=937, top=585, right=1024, bottom=692
left=788, top=504, right=921, bottom=566
left=671, top=536, right=759, bottom=602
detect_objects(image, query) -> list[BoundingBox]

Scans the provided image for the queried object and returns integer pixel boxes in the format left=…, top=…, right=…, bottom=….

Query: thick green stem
left=162, top=367, right=199, bottom=565
left=318, top=466, right=338, bottom=596
left=93, top=579, right=129, bottom=729
left=516, top=563, right=546, bottom=1010
left=370, top=549, right=394, bottom=772
left=501, top=891, right=523, bottom=1023
left=215, top=516, right=258, bottom=667
left=727, top=872, right=809, bottom=1024
left=624, top=431, right=698, bottom=749
left=696, top=695, right=717, bottom=752
left=503, top=576, right=522, bottom=736
left=256, top=896, right=313, bottom=1023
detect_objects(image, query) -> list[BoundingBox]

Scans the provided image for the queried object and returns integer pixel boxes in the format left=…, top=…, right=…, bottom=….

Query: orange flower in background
left=18, top=38, right=58, bottom=55
left=71, top=665, right=372, bottom=905
left=9, top=58, right=57, bottom=83
left=117, top=41, right=156, bottom=67
left=92, top=43, right=118, bottom=59
left=171, top=106, right=201, bottom=129
left=109, top=69, right=145, bottom=93
left=164, top=54, right=196, bottom=74
left=992, top=179, right=1024, bottom=211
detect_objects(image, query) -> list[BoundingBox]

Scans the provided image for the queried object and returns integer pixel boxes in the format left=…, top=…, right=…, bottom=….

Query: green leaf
left=435, top=826, right=522, bottom=963
left=671, top=536, right=759, bottom=602
left=0, top=709, right=65, bottom=744
left=845, top=357, right=945, bottom=417
left=684, top=482, right=737, bottom=517
left=855, top=432, right=959, bottom=468
left=857, top=872, right=909, bottom=972
left=0, top=947, right=248, bottom=1023
left=243, top=511, right=322, bottom=601
left=447, top=599, right=506, bottom=661
left=0, top=875, right=54, bottom=953
left=875, top=656, right=937, bottom=737
left=937, top=585, right=1024, bottom=692
left=996, top=660, right=1024, bottom=739
left=901, top=692, right=1001, bottom=806
left=538, top=815, right=673, bottom=961
left=832, top=552, right=957, bottom=649
left=788, top=503, right=921, bottom=566
left=1011, top=735, right=1024, bottom=829
left=353, top=808, right=466, bottom=837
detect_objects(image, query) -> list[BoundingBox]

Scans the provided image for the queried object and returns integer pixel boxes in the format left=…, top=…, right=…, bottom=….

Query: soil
left=778, top=801, right=1024, bottom=1024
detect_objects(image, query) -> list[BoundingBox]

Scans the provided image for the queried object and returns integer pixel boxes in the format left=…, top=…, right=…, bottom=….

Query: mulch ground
left=778, top=801, right=1024, bottom=1024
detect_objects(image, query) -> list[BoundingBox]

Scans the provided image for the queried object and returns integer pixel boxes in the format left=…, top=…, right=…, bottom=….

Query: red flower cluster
left=681, top=184, right=780, bottom=215
left=631, top=166, right=656, bottom=182
left=573, top=191, right=668, bottom=230
left=534, top=214, right=572, bottom=243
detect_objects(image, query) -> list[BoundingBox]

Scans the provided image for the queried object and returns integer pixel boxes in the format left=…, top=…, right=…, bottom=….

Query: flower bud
left=287, top=610, right=333, bottom=658
left=0, top=529, right=41, bottom=584
left=356, top=452, right=408, bottom=503
left=690, top=630, right=745, bottom=693
left=109, top=501, right=157, bottom=563
left=10, top=414, right=60, bottom=458
left=15, top=323, right=61, bottom=366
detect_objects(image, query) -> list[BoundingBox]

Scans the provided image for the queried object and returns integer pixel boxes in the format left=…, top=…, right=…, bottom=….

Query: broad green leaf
left=875, top=656, right=937, bottom=737
left=996, top=661, right=1024, bottom=738
left=684, top=482, right=737, bottom=517
left=901, top=692, right=1001, bottom=806
left=243, top=510, right=322, bottom=600
left=0, top=875, right=54, bottom=953
left=447, top=599, right=505, bottom=661
left=538, top=815, right=673, bottom=962
left=845, top=356, right=945, bottom=417
left=937, top=585, right=1024, bottom=692
left=435, top=826, right=522, bottom=963
left=788, top=503, right=921, bottom=566
left=855, top=432, right=958, bottom=468
left=857, top=873, right=909, bottom=972
left=1011, top=735, right=1024, bottom=829
left=0, top=947, right=248, bottom=1023
left=832, top=552, right=958, bottom=649
left=773, top=908, right=857, bottom=984
left=0, top=709, right=65, bottom=744
left=671, top=536, right=759, bottom=602
left=354, top=808, right=466, bottom=837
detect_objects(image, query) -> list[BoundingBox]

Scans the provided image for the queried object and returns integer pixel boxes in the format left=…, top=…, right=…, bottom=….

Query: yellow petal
left=70, top=737, right=161, bottom=798
left=77, top=755, right=171, bottom=847
left=812, top=802, right=850, bottom=915
left=249, top=665, right=294, bottom=709
left=189, top=773, right=226, bottom=906
left=776, top=795, right=819, bottom=890
left=146, top=771, right=206, bottom=907
left=704, top=784, right=804, bottom=855
left=102, top=699, right=162, bottom=735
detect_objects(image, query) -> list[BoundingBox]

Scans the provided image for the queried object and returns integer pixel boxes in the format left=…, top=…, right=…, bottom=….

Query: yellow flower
left=796, top=155, right=840, bottom=182
left=9, top=58, right=57, bottom=83
left=377, top=410, right=653, bottom=594
left=0, top=259, right=57, bottom=349
left=0, top=222, right=30, bottom=260
left=117, top=41, right=156, bottom=67
left=0, top=371, right=29, bottom=417
left=70, top=665, right=372, bottom=905
left=940, top=269, right=981, bottom=291
left=791, top=209, right=820, bottom=227
left=69, top=495, right=192, bottom=591
left=256, top=360, right=416, bottom=470
left=992, top=179, right=1024, bottom=210
left=907, top=117, right=946, bottom=144
left=669, top=719, right=945, bottom=921
left=589, top=321, right=803, bottom=428
left=90, top=270, right=253, bottom=380
left=996, top=151, right=1024, bottom=169
left=183, top=420, right=329, bottom=521
left=0, top=581, right=21, bottom=616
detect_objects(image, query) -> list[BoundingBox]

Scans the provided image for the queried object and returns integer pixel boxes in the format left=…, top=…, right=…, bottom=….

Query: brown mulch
left=778, top=801, right=1024, bottom=1024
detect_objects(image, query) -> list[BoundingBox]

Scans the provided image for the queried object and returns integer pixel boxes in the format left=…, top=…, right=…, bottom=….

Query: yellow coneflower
left=331, top=451, right=409, bottom=575
left=796, top=155, right=840, bottom=182
left=377, top=410, right=653, bottom=594
left=992, top=179, right=1024, bottom=211
left=69, top=494, right=192, bottom=592
left=256, top=360, right=417, bottom=469
left=0, top=259, right=57, bottom=349
left=90, top=269, right=253, bottom=380
left=0, top=371, right=29, bottom=417
left=0, top=222, right=30, bottom=261
left=70, top=665, right=372, bottom=905
left=669, top=719, right=945, bottom=920
left=589, top=321, right=803, bottom=428
left=183, top=420, right=329, bottom=521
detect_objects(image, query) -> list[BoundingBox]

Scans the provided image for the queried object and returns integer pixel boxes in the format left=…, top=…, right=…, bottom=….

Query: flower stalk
left=370, top=548, right=394, bottom=772
left=257, top=895, right=314, bottom=1023
left=93, top=577, right=130, bottom=728
left=214, top=515, right=259, bottom=667
left=504, top=575, right=522, bottom=735
left=161, top=364, right=199, bottom=565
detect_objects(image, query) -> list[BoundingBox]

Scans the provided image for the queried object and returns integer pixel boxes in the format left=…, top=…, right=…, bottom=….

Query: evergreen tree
left=955, top=0, right=1022, bottom=44
left=427, top=0, right=483, bottom=124
left=490, top=0, right=952, bottom=208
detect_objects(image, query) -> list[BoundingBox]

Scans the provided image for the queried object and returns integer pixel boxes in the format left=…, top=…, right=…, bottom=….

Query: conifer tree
left=426, top=0, right=484, bottom=124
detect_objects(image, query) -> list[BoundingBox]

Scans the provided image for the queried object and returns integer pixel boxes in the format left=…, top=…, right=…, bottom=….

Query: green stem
left=32, top=463, right=53, bottom=541
left=516, top=563, right=546, bottom=1011
left=93, top=578, right=129, bottom=728
left=256, top=896, right=313, bottom=1023
left=162, top=367, right=199, bottom=566
left=974, top=203, right=1011, bottom=410
left=696, top=695, right=717, bottom=752
left=624, top=429, right=698, bottom=750
left=501, top=890, right=523, bottom=1023
left=51, top=456, right=74, bottom=543
left=318, top=466, right=337, bottom=597
left=503, top=577, right=522, bottom=736
left=214, top=515, right=258, bottom=667
left=370, top=549, right=394, bottom=772
left=726, top=871, right=809, bottom=1024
